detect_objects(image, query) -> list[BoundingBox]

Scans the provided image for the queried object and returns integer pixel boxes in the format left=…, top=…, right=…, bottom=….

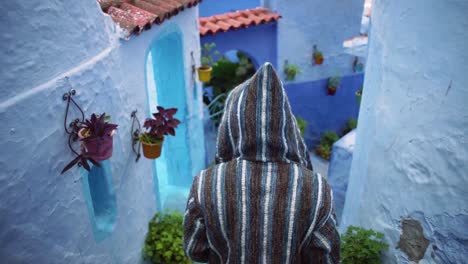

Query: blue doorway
left=146, top=27, right=192, bottom=212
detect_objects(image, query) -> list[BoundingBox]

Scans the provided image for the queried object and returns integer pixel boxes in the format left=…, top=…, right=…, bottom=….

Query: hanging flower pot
left=313, top=45, right=324, bottom=65
left=61, top=113, right=118, bottom=174
left=327, top=76, right=341, bottom=96
left=139, top=106, right=181, bottom=160
left=327, top=85, right=337, bottom=95
left=197, top=66, right=212, bottom=82
left=198, top=42, right=218, bottom=82
left=79, top=128, right=115, bottom=161
left=141, top=135, right=164, bottom=159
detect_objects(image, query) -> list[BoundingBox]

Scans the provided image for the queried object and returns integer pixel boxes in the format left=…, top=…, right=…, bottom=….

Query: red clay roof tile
left=199, top=7, right=281, bottom=36
left=98, top=0, right=202, bottom=36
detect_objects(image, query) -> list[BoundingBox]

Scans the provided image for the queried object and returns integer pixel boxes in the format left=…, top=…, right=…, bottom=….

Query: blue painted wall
left=341, top=0, right=468, bottom=263
left=199, top=0, right=260, bottom=17
left=0, top=1, right=205, bottom=263
left=284, top=73, right=363, bottom=147
left=327, top=130, right=356, bottom=223
left=201, top=23, right=278, bottom=69
left=273, top=0, right=364, bottom=83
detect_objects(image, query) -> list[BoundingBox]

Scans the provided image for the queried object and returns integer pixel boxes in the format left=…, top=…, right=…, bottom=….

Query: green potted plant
left=143, top=211, right=191, bottom=264
left=342, top=118, right=358, bottom=136
left=284, top=62, right=301, bottom=81
left=341, top=226, right=389, bottom=264
left=61, top=113, right=118, bottom=174
left=356, top=86, right=363, bottom=105
left=313, top=45, right=324, bottom=65
left=198, top=42, right=219, bottom=82
left=139, top=106, right=181, bottom=159
left=315, top=131, right=339, bottom=160
left=327, top=76, right=341, bottom=95
left=295, top=116, right=307, bottom=137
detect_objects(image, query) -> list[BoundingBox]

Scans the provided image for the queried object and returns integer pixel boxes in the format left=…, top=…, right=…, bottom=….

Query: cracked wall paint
left=341, top=0, right=468, bottom=263
left=0, top=0, right=205, bottom=263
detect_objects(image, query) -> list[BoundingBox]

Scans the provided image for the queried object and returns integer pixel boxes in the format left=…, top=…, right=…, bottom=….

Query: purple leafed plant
left=141, top=106, right=181, bottom=144
left=80, top=113, right=118, bottom=142
left=61, top=113, right=118, bottom=174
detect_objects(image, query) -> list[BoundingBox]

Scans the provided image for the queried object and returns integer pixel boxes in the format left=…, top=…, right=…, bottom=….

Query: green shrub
left=341, top=226, right=389, bottom=264
left=315, top=131, right=339, bottom=160
left=203, top=52, right=255, bottom=126
left=316, top=143, right=332, bottom=160
left=295, top=116, right=307, bottom=137
left=342, top=118, right=358, bottom=135
left=142, top=211, right=191, bottom=264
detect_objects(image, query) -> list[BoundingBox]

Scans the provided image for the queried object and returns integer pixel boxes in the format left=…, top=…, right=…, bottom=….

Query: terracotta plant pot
left=141, top=136, right=164, bottom=159
left=314, top=56, right=324, bottom=65
left=197, top=66, right=212, bottom=82
left=327, top=86, right=337, bottom=95
left=78, top=128, right=115, bottom=161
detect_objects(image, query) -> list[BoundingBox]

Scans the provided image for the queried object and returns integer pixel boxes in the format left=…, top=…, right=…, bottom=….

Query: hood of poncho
left=215, top=62, right=313, bottom=170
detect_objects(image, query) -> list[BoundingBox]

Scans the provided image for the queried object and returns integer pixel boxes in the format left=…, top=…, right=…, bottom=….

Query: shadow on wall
left=284, top=73, right=364, bottom=147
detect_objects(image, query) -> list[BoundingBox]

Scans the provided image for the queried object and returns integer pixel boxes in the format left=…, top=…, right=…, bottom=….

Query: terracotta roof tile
left=98, top=0, right=202, bottom=36
left=199, top=7, right=281, bottom=36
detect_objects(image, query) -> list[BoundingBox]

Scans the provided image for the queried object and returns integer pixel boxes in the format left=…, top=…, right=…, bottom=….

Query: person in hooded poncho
left=183, top=63, right=340, bottom=263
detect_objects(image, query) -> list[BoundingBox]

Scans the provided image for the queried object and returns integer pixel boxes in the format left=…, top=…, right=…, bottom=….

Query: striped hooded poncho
left=183, top=63, right=340, bottom=263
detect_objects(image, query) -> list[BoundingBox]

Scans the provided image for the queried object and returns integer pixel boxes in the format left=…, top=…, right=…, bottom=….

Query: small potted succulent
left=313, top=45, right=324, bottom=65
left=284, top=61, right=301, bottom=81
left=356, top=87, right=363, bottom=105
left=198, top=42, right=219, bottom=82
left=61, top=113, right=118, bottom=174
left=327, top=76, right=341, bottom=95
left=139, top=106, right=181, bottom=159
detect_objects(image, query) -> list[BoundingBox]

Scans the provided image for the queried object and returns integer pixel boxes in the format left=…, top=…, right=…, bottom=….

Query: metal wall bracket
left=131, top=110, right=141, bottom=162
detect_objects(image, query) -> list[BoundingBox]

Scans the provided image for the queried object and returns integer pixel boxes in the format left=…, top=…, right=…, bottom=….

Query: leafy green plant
left=201, top=42, right=219, bottom=68
left=284, top=63, right=301, bottom=81
left=203, top=52, right=255, bottom=126
left=341, top=226, right=389, bottom=264
left=143, top=211, right=191, bottom=264
left=295, top=116, right=307, bottom=137
left=342, top=118, right=358, bottom=135
left=315, top=131, right=339, bottom=160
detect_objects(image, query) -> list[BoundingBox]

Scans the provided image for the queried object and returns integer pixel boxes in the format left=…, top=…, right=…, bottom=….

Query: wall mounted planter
left=313, top=45, right=324, bottom=65
left=141, top=136, right=164, bottom=159
left=139, top=106, right=181, bottom=160
left=197, top=66, right=212, bottom=82
left=61, top=78, right=118, bottom=174
left=78, top=128, right=115, bottom=161
left=327, top=76, right=341, bottom=96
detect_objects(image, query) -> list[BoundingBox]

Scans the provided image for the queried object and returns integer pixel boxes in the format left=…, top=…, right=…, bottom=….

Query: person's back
left=184, top=63, right=340, bottom=263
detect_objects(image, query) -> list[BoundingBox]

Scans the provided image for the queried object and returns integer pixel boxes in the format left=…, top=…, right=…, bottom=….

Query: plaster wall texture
left=0, top=1, right=205, bottom=263
left=284, top=74, right=363, bottom=146
left=341, top=0, right=468, bottom=263
left=327, top=129, right=356, bottom=223
left=274, top=0, right=364, bottom=83
left=199, top=0, right=260, bottom=17
left=201, top=23, right=278, bottom=69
